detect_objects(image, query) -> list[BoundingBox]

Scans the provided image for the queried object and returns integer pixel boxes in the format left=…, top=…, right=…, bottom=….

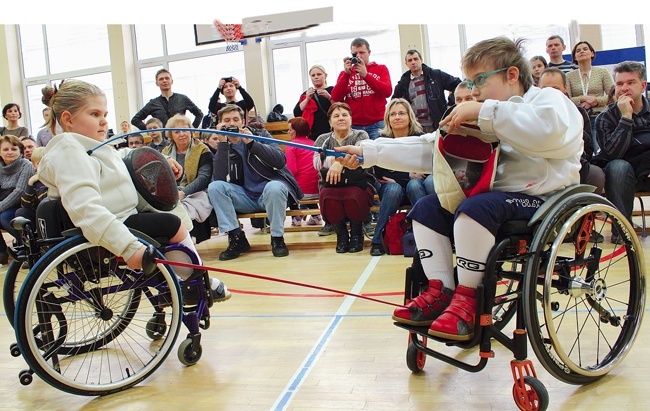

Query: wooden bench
left=264, top=121, right=291, bottom=148
left=237, top=198, right=322, bottom=233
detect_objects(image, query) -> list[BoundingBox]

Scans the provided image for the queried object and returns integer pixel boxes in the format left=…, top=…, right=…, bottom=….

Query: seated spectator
left=15, top=147, right=47, bottom=238
left=0, top=103, right=30, bottom=138
left=369, top=98, right=432, bottom=256
left=203, top=132, right=219, bottom=156
left=0, top=134, right=34, bottom=265
left=127, top=134, right=144, bottom=149
left=20, top=136, right=37, bottom=161
left=146, top=118, right=170, bottom=152
left=453, top=81, right=475, bottom=105
left=313, top=102, right=375, bottom=253
left=529, top=55, right=548, bottom=87
left=538, top=67, right=605, bottom=195
left=285, top=117, right=321, bottom=226
left=594, top=61, right=650, bottom=243
left=162, top=114, right=214, bottom=244
left=207, top=105, right=303, bottom=260
left=36, top=107, right=54, bottom=147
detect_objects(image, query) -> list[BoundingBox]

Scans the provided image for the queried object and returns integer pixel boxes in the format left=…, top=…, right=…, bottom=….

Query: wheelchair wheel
left=523, top=194, right=645, bottom=384
left=14, top=235, right=183, bottom=395
left=3, top=260, right=28, bottom=329
left=406, top=336, right=427, bottom=373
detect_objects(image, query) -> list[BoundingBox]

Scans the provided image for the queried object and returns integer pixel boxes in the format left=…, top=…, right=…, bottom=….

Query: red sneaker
left=427, top=285, right=477, bottom=341
left=392, top=279, right=454, bottom=326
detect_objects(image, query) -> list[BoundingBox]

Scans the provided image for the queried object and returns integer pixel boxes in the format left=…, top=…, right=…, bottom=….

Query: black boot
left=271, top=236, right=289, bottom=257
left=332, top=222, right=349, bottom=253
left=219, top=230, right=251, bottom=261
left=348, top=221, right=364, bottom=253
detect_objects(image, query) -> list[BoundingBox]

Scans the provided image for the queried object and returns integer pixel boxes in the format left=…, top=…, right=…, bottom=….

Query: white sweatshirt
left=359, top=86, right=583, bottom=199
left=39, top=133, right=142, bottom=261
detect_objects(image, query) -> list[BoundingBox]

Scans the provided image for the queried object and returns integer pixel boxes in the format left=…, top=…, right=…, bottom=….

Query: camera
left=349, top=53, right=360, bottom=65
left=220, top=125, right=239, bottom=133
left=223, top=77, right=233, bottom=83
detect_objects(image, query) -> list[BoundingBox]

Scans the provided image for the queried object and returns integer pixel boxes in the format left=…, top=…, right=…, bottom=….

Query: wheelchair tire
left=406, top=337, right=426, bottom=373
left=14, top=235, right=183, bottom=395
left=3, top=260, right=28, bottom=329
left=523, top=193, right=645, bottom=384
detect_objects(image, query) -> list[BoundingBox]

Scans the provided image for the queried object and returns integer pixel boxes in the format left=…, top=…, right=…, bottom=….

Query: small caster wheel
left=10, top=342, right=21, bottom=357
left=146, top=316, right=167, bottom=340
left=19, top=370, right=33, bottom=386
left=178, top=338, right=202, bottom=366
left=513, top=376, right=549, bottom=411
left=406, top=338, right=427, bottom=373
left=550, top=301, right=560, bottom=311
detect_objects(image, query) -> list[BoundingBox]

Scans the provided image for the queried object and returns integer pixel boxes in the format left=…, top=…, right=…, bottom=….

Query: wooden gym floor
left=0, top=216, right=649, bottom=411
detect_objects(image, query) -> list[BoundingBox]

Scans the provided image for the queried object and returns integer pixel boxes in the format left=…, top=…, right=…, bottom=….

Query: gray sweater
left=0, top=157, right=34, bottom=213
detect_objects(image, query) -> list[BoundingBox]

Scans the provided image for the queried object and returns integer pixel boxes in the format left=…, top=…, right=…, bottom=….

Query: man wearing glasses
left=392, top=49, right=461, bottom=133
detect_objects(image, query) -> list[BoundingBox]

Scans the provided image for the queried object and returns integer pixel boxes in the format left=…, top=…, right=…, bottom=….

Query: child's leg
left=412, top=221, right=455, bottom=289
left=453, top=213, right=494, bottom=288
left=392, top=194, right=456, bottom=326
left=428, top=192, right=543, bottom=341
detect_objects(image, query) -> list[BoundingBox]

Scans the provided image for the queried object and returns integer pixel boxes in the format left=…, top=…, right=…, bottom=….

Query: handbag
left=319, top=166, right=373, bottom=190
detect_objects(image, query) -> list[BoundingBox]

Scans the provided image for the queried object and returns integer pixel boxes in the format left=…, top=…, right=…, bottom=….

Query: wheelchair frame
left=394, top=186, right=646, bottom=411
left=5, top=217, right=215, bottom=395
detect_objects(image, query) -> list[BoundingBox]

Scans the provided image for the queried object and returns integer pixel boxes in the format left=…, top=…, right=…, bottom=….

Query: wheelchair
left=394, top=185, right=646, bottom=411
left=5, top=210, right=216, bottom=396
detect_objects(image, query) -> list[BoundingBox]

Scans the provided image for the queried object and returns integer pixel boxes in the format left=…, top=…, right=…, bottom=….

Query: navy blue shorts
left=407, top=192, right=543, bottom=239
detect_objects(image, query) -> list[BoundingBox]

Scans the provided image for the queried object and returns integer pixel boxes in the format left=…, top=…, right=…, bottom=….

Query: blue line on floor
left=270, top=256, right=381, bottom=411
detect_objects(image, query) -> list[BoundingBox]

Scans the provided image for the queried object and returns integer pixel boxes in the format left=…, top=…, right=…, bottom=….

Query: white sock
left=453, top=213, right=494, bottom=289
left=412, top=221, right=455, bottom=289
left=209, top=277, right=226, bottom=291
left=179, top=233, right=202, bottom=265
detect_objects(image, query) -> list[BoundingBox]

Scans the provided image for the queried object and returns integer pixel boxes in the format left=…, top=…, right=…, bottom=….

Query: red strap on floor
left=156, top=258, right=403, bottom=308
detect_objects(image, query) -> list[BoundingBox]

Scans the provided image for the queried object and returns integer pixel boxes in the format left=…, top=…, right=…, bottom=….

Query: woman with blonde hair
left=368, top=98, right=432, bottom=256
left=162, top=114, right=214, bottom=243
left=294, top=65, right=334, bottom=140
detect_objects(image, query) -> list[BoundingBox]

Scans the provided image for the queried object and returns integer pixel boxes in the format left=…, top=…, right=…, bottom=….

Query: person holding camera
left=330, top=38, right=392, bottom=140
left=392, top=49, right=462, bottom=133
left=207, top=105, right=303, bottom=261
left=293, top=65, right=334, bottom=141
left=208, top=76, right=255, bottom=125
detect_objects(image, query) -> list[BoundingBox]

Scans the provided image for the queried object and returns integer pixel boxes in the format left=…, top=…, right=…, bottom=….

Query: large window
left=18, top=25, right=114, bottom=136
left=426, top=25, right=463, bottom=79
left=465, top=24, right=572, bottom=62
left=133, top=24, right=246, bottom=120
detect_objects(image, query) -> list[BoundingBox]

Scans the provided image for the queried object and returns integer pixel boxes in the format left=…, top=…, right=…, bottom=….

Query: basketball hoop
left=213, top=19, right=244, bottom=52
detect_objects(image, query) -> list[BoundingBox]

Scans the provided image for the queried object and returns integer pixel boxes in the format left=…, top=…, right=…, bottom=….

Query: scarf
left=299, top=94, right=319, bottom=129
left=162, top=139, right=209, bottom=187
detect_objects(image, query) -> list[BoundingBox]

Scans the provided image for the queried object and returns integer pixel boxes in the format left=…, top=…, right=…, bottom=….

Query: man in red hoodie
left=331, top=38, right=393, bottom=140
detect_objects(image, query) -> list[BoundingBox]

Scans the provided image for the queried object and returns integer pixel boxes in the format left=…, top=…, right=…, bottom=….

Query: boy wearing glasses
left=336, top=37, right=582, bottom=341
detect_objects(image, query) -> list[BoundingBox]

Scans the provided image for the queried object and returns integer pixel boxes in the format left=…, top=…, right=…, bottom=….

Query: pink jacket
left=285, top=136, right=319, bottom=195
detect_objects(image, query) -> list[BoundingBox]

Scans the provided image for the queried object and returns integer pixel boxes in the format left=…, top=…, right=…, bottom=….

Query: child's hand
left=166, top=158, right=183, bottom=179
left=334, top=145, right=363, bottom=169
left=440, top=101, right=482, bottom=133
left=126, top=245, right=146, bottom=270
left=28, top=174, right=39, bottom=186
